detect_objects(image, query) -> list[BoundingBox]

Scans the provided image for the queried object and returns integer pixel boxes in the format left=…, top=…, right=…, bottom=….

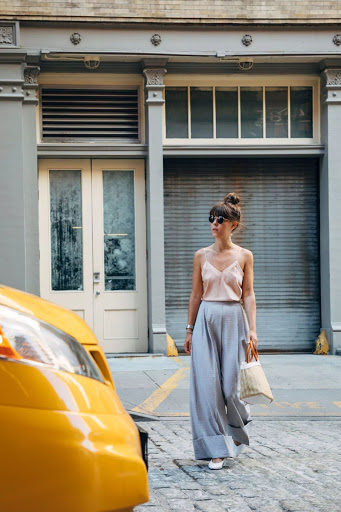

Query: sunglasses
left=209, top=215, right=229, bottom=224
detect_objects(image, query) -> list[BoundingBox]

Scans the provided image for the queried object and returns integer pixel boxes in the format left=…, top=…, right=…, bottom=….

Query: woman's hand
left=248, top=329, right=258, bottom=350
left=184, top=332, right=193, bottom=355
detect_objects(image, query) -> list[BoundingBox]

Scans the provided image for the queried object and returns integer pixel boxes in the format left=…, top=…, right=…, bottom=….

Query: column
left=22, top=65, right=40, bottom=295
left=143, top=66, right=168, bottom=354
left=0, top=54, right=26, bottom=290
left=320, top=69, right=341, bottom=354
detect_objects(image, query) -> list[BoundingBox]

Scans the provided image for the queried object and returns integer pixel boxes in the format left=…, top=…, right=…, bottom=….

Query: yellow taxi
left=0, top=285, right=149, bottom=512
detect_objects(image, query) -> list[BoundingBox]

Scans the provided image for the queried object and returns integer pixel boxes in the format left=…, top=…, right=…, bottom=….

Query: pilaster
left=320, top=68, right=341, bottom=353
left=22, top=65, right=40, bottom=295
left=143, top=65, right=168, bottom=354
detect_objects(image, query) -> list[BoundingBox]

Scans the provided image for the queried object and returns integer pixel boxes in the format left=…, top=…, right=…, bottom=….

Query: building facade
left=1, top=2, right=341, bottom=355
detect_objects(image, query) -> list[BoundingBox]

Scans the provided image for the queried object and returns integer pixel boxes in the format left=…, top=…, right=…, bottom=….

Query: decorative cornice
left=151, top=33, right=162, bottom=46
left=70, top=32, right=82, bottom=45
left=24, top=66, right=40, bottom=85
left=333, top=34, right=341, bottom=47
left=143, top=68, right=167, bottom=86
left=0, top=51, right=27, bottom=64
left=0, top=26, right=13, bottom=45
left=242, top=34, right=253, bottom=46
left=0, top=22, right=18, bottom=47
left=321, top=69, right=341, bottom=88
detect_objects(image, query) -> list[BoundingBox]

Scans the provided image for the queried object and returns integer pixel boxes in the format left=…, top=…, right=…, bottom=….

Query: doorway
left=39, top=159, right=148, bottom=353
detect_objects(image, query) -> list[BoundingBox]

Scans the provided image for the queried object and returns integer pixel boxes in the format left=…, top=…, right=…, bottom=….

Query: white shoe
left=233, top=442, right=246, bottom=457
left=208, top=458, right=226, bottom=470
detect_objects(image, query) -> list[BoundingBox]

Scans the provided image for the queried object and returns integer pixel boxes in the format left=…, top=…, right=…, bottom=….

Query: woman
left=184, top=192, right=258, bottom=470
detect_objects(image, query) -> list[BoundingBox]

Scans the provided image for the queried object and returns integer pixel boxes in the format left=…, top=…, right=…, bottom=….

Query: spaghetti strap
left=204, top=248, right=207, bottom=261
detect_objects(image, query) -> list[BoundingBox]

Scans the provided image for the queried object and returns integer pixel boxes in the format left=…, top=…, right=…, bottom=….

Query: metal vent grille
left=41, top=88, right=139, bottom=141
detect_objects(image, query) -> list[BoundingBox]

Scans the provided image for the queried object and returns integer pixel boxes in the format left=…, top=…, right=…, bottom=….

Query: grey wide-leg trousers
left=190, top=300, right=252, bottom=460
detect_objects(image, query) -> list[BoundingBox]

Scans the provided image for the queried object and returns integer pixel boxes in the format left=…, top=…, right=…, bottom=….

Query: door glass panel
left=165, top=88, right=188, bottom=138
left=103, top=170, right=136, bottom=291
left=266, top=87, right=288, bottom=138
left=190, top=87, right=213, bottom=138
left=49, top=170, right=83, bottom=291
left=216, top=87, right=238, bottom=138
left=241, top=87, right=263, bottom=138
left=290, top=87, right=313, bottom=138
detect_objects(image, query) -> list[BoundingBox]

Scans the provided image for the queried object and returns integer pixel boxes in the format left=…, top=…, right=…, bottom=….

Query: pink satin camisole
left=201, top=246, right=244, bottom=302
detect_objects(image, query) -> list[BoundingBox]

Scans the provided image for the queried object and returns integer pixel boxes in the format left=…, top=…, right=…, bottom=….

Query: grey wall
left=0, top=57, right=40, bottom=294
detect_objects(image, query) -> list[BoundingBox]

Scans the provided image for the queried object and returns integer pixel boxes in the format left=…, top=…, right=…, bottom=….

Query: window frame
left=163, top=75, right=320, bottom=145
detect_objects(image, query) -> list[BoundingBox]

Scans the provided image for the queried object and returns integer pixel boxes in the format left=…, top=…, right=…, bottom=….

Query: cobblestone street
left=134, top=419, right=341, bottom=512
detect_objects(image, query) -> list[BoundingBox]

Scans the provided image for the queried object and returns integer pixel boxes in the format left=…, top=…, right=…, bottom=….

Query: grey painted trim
left=153, top=325, right=168, bottom=334
left=22, top=26, right=341, bottom=58
left=0, top=94, right=25, bottom=101
left=0, top=22, right=20, bottom=48
left=38, top=61, right=323, bottom=76
left=36, top=144, right=324, bottom=158
left=16, top=25, right=341, bottom=60
left=163, top=145, right=325, bottom=157
left=41, top=49, right=341, bottom=59
left=0, top=79, right=24, bottom=85
left=0, top=50, right=27, bottom=62
left=166, top=62, right=323, bottom=75
left=332, top=323, right=341, bottom=331
left=37, top=144, right=148, bottom=158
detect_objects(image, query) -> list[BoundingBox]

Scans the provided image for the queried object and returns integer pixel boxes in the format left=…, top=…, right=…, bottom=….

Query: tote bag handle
left=246, top=340, right=259, bottom=363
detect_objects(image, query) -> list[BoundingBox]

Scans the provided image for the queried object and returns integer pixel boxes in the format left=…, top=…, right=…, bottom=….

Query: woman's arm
left=184, top=250, right=204, bottom=355
left=241, top=249, right=258, bottom=349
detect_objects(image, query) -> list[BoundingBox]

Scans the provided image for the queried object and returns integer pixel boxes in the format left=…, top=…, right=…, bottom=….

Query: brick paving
left=135, top=419, right=341, bottom=512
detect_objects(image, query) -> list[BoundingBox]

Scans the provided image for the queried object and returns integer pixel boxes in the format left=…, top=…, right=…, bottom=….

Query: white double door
left=39, top=159, right=148, bottom=353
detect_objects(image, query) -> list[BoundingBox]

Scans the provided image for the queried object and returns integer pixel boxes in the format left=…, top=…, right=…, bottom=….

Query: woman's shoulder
left=237, top=246, right=254, bottom=262
left=193, top=246, right=212, bottom=264
left=194, top=245, right=212, bottom=257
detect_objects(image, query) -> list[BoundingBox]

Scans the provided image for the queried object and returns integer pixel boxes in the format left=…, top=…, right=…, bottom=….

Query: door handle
left=95, top=291, right=100, bottom=296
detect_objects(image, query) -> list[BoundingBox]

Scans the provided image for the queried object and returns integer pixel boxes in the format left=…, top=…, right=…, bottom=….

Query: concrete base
left=332, top=330, right=341, bottom=354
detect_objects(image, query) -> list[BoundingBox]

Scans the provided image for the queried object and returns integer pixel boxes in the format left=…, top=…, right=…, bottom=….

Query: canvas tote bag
left=240, top=341, right=274, bottom=404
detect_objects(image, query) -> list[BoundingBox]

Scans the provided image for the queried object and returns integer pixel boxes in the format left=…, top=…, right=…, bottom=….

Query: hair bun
left=224, top=192, right=240, bottom=206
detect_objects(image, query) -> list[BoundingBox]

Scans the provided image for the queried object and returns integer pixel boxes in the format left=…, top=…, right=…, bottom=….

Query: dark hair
left=209, top=192, right=241, bottom=232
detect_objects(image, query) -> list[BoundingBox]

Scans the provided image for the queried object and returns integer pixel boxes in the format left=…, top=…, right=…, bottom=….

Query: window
left=190, top=87, right=213, bottom=138
left=290, top=87, right=313, bottom=138
left=49, top=170, right=83, bottom=291
left=266, top=87, right=288, bottom=138
left=165, top=84, right=315, bottom=141
left=241, top=87, right=263, bottom=138
left=165, top=88, right=188, bottom=138
left=216, top=88, right=238, bottom=138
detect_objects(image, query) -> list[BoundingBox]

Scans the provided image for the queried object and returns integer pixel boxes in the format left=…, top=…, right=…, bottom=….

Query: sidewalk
left=107, top=354, right=341, bottom=419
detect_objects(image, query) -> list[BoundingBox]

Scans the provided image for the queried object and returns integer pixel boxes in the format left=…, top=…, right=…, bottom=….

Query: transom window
left=164, top=83, right=317, bottom=142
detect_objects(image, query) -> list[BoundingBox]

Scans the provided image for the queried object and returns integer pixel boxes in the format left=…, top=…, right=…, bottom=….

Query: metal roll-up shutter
left=164, top=158, right=320, bottom=352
